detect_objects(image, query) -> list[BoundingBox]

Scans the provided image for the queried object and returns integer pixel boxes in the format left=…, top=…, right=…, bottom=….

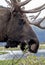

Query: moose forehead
left=12, top=9, right=26, bottom=26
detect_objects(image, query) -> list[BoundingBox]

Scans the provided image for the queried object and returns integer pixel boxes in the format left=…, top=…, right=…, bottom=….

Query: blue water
left=0, top=42, right=6, bottom=46
left=34, top=49, right=45, bottom=57
left=32, top=26, right=45, bottom=42
left=34, top=52, right=45, bottom=57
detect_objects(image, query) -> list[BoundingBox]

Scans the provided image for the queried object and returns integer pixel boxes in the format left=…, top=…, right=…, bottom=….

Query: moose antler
left=29, top=11, right=41, bottom=21
left=21, top=4, right=45, bottom=13
left=19, top=0, right=31, bottom=7
left=5, top=0, right=12, bottom=6
left=5, top=0, right=32, bottom=7
left=5, top=0, right=45, bottom=13
left=5, top=0, right=45, bottom=29
left=29, top=17, right=45, bottom=29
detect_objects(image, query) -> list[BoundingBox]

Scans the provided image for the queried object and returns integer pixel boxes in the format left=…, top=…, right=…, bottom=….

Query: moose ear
left=28, top=39, right=39, bottom=53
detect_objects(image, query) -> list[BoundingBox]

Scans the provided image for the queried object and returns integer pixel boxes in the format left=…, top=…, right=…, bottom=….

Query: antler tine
left=29, top=17, right=45, bottom=29
left=10, top=0, right=15, bottom=5
left=10, top=0, right=15, bottom=4
left=21, top=4, right=45, bottom=13
left=5, top=0, right=12, bottom=6
left=37, top=17, right=45, bottom=24
left=33, top=11, right=41, bottom=21
left=29, top=11, right=41, bottom=21
left=19, top=0, right=32, bottom=7
left=10, top=0, right=19, bottom=7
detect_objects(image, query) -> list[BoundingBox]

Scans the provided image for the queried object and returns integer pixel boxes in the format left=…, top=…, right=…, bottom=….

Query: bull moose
left=0, top=0, right=45, bottom=53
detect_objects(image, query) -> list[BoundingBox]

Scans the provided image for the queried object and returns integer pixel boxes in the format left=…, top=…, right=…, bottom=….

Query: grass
left=0, top=43, right=45, bottom=51
left=39, top=46, right=45, bottom=49
left=0, top=55, right=45, bottom=65
left=0, top=43, right=45, bottom=65
left=0, top=46, right=20, bottom=51
left=39, top=44, right=45, bottom=49
left=0, top=52, right=8, bottom=55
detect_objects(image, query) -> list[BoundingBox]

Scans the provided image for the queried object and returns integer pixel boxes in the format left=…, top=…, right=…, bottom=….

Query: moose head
left=0, top=0, right=45, bottom=53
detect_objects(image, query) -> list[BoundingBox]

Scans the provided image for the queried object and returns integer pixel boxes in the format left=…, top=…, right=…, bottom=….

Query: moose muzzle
left=28, top=38, right=39, bottom=53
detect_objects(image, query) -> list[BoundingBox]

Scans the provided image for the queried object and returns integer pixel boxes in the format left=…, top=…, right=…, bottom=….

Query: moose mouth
left=5, top=39, right=39, bottom=53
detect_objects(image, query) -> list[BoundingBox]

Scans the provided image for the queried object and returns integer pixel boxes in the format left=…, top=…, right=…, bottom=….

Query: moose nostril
left=28, top=39, right=39, bottom=53
left=28, top=39, right=36, bottom=45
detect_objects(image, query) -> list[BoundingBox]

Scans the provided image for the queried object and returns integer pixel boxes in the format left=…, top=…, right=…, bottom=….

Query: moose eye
left=19, top=19, right=26, bottom=25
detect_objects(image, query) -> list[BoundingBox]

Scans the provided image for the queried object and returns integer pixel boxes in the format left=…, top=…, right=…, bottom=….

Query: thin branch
left=21, top=4, right=45, bottom=13
left=29, top=17, right=45, bottom=29
left=19, top=0, right=32, bottom=7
